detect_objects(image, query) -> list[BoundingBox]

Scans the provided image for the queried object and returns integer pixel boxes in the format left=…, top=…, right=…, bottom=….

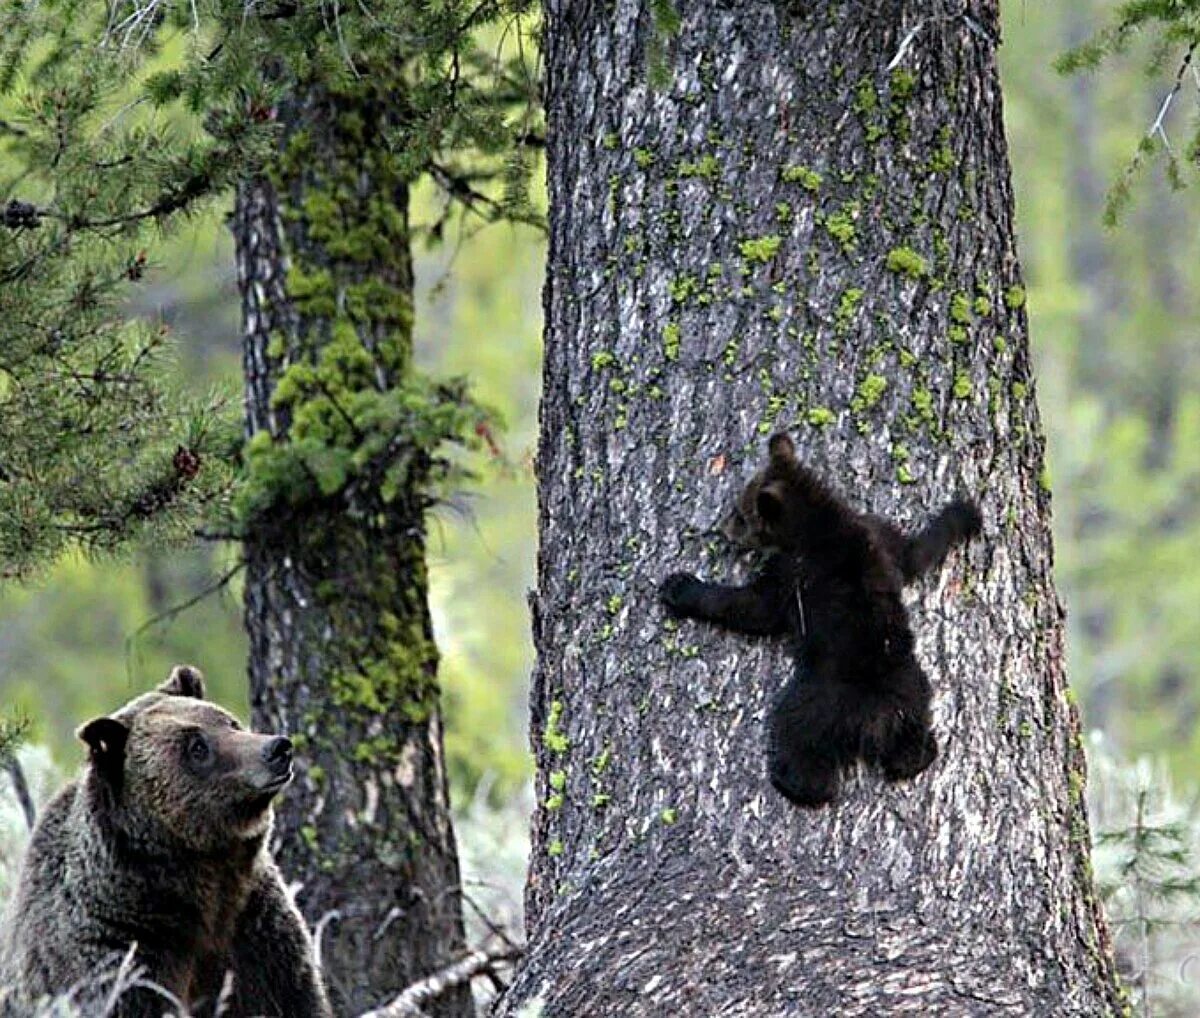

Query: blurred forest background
left=1, top=0, right=1198, bottom=1000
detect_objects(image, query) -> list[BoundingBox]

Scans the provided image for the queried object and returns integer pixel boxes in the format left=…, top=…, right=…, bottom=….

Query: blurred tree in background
left=1003, top=0, right=1200, bottom=776
left=224, top=0, right=540, bottom=1007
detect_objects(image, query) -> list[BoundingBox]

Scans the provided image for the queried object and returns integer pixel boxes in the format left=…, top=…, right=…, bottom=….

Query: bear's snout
left=262, top=736, right=294, bottom=776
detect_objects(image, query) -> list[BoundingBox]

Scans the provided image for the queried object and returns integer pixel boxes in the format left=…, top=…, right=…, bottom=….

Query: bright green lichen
left=781, top=164, right=822, bottom=191
left=890, top=67, right=917, bottom=99
left=886, top=246, right=928, bottom=278
left=663, top=322, right=681, bottom=361
left=835, top=287, right=864, bottom=331
left=953, top=370, right=973, bottom=399
left=738, top=234, right=783, bottom=265
left=633, top=147, right=655, bottom=168
left=807, top=406, right=836, bottom=428
left=548, top=769, right=567, bottom=792
left=928, top=126, right=955, bottom=172
left=1004, top=284, right=1027, bottom=309
left=678, top=154, right=720, bottom=179
left=851, top=374, right=887, bottom=413
left=949, top=291, right=973, bottom=324
left=548, top=839, right=564, bottom=856
left=660, top=807, right=679, bottom=825
left=912, top=387, right=936, bottom=426
left=824, top=203, right=859, bottom=252
left=669, top=275, right=699, bottom=303
left=591, top=350, right=617, bottom=370
left=543, top=699, right=570, bottom=754
left=853, top=77, right=878, bottom=115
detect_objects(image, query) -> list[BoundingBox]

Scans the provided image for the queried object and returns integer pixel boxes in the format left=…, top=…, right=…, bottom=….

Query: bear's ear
left=756, top=480, right=787, bottom=524
left=77, top=717, right=129, bottom=777
left=767, top=432, right=796, bottom=464
left=159, top=665, right=206, bottom=700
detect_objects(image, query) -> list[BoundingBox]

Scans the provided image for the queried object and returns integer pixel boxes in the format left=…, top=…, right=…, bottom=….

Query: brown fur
left=662, top=433, right=982, bottom=806
left=0, top=667, right=331, bottom=1017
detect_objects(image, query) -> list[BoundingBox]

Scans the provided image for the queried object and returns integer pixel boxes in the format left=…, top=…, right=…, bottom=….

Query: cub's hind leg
left=767, top=674, right=842, bottom=807
left=878, top=714, right=938, bottom=782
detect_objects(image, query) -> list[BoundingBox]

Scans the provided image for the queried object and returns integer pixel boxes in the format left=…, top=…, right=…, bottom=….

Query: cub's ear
left=756, top=480, right=787, bottom=524
left=77, top=717, right=129, bottom=779
left=159, top=665, right=206, bottom=700
left=767, top=432, right=796, bottom=464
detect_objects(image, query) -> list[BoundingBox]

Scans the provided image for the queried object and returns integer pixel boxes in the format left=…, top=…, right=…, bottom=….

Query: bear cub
left=660, top=433, right=982, bottom=807
left=0, top=666, right=331, bottom=1018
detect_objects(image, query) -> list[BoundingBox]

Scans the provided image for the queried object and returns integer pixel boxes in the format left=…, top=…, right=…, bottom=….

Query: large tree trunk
left=502, top=1, right=1124, bottom=1014
left=232, top=78, right=470, bottom=1016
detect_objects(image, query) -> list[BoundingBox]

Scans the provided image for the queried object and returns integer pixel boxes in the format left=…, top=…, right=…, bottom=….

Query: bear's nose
left=262, top=736, right=293, bottom=775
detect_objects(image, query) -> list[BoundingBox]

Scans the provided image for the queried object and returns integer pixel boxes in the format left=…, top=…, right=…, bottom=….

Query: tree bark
left=502, top=1, right=1124, bottom=1014
left=232, top=80, right=470, bottom=1016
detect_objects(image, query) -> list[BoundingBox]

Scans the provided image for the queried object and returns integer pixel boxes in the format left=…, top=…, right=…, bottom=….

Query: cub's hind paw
left=769, top=757, right=839, bottom=808
left=881, top=732, right=938, bottom=782
left=659, top=572, right=702, bottom=615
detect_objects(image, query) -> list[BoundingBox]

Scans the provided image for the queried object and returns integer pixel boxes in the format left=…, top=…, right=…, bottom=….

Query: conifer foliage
left=0, top=0, right=539, bottom=581
left=0, top=2, right=265, bottom=579
left=1057, top=1, right=1200, bottom=223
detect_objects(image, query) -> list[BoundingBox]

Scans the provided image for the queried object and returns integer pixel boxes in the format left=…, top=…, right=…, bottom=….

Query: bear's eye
left=185, top=732, right=212, bottom=766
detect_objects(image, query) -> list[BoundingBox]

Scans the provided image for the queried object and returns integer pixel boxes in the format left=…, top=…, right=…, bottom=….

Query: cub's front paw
left=659, top=572, right=703, bottom=615
left=949, top=497, right=984, bottom=539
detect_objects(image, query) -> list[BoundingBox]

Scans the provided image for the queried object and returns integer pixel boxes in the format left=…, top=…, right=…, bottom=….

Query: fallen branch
left=4, top=756, right=36, bottom=831
left=358, top=944, right=523, bottom=1018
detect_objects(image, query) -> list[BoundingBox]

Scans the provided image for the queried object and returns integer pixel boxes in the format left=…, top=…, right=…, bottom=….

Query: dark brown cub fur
left=661, top=433, right=982, bottom=807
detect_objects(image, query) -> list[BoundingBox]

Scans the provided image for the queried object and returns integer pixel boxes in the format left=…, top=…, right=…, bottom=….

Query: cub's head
left=77, top=666, right=294, bottom=852
left=720, top=432, right=799, bottom=549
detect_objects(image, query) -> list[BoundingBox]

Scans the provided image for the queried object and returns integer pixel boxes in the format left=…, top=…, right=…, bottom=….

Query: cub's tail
left=900, top=498, right=982, bottom=582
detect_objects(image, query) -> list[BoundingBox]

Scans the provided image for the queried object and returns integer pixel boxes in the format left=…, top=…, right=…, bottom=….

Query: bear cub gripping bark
left=0, top=666, right=331, bottom=1018
left=660, top=433, right=982, bottom=807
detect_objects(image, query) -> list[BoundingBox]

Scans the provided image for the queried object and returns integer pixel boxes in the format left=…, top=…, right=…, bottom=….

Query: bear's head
left=77, top=666, right=294, bottom=853
left=720, top=432, right=800, bottom=549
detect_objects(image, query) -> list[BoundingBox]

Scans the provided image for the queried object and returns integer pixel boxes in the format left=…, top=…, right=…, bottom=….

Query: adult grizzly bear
left=0, top=666, right=331, bottom=1017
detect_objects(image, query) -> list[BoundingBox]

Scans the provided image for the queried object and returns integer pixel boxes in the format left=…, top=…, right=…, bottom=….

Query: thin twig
left=357, top=944, right=524, bottom=1018
left=1147, top=43, right=1196, bottom=148
left=123, top=560, right=247, bottom=678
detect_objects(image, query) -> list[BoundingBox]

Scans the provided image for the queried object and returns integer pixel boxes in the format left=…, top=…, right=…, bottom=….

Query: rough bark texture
left=501, top=1, right=1124, bottom=1015
left=232, top=82, right=470, bottom=1017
